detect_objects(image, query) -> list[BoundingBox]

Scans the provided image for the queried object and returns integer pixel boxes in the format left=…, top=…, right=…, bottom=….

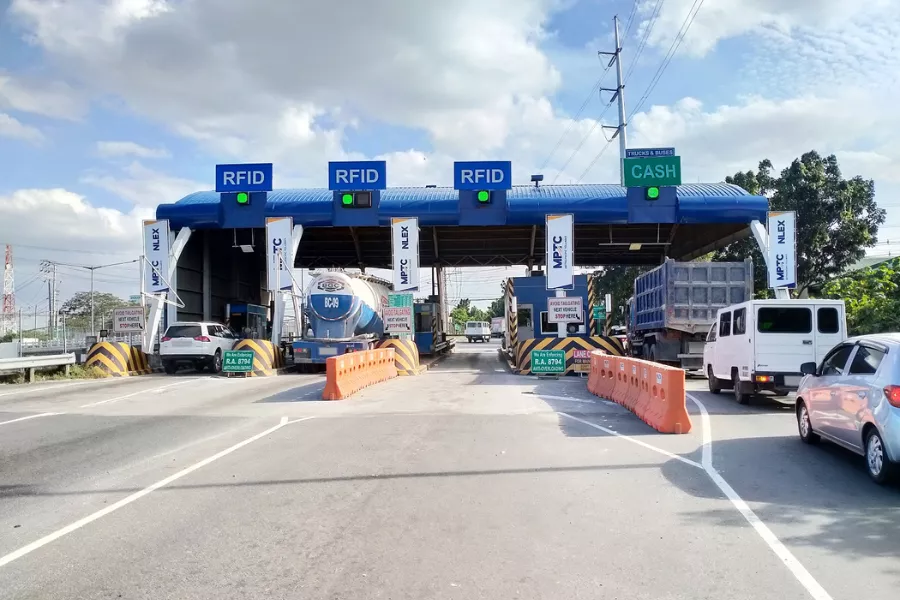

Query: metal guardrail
left=0, top=353, right=77, bottom=371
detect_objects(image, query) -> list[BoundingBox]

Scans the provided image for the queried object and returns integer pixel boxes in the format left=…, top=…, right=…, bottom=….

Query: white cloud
left=81, top=162, right=204, bottom=207
left=0, top=72, right=86, bottom=120
left=96, top=140, right=170, bottom=159
left=0, top=112, right=44, bottom=143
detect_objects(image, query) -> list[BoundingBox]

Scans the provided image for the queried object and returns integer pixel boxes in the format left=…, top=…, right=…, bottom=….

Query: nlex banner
left=546, top=214, right=574, bottom=290
left=391, top=217, right=419, bottom=292
left=766, top=211, right=797, bottom=289
left=142, top=220, right=170, bottom=294
left=266, top=217, right=294, bottom=292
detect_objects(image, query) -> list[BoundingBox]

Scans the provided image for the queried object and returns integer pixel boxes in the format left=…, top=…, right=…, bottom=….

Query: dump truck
left=626, top=259, right=754, bottom=371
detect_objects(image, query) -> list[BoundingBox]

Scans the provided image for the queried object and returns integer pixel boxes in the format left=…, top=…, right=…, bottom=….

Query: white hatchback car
left=160, top=322, right=237, bottom=374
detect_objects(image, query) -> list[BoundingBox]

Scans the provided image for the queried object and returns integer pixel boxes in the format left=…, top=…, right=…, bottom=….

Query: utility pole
left=598, top=15, right=628, bottom=185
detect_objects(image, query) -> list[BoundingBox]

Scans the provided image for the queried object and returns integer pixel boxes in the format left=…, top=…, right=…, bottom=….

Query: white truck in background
left=491, top=317, right=506, bottom=338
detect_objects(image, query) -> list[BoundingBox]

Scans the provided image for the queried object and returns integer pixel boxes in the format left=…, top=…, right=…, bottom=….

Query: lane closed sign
left=547, top=297, right=584, bottom=323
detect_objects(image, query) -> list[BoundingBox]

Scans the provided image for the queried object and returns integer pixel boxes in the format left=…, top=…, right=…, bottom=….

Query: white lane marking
left=686, top=393, right=834, bottom=600
left=540, top=393, right=617, bottom=406
left=558, top=412, right=702, bottom=469
left=0, top=412, right=63, bottom=426
left=0, top=380, right=109, bottom=399
left=0, top=415, right=314, bottom=568
left=79, top=378, right=204, bottom=408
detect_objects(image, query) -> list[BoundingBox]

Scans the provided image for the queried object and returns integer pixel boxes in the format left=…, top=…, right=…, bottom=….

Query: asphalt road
left=0, top=341, right=897, bottom=599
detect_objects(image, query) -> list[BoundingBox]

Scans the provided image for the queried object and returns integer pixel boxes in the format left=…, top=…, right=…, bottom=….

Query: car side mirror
left=800, top=362, right=817, bottom=376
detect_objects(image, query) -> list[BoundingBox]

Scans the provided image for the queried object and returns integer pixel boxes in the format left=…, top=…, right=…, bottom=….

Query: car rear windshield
left=757, top=307, right=812, bottom=334
left=165, top=325, right=202, bottom=338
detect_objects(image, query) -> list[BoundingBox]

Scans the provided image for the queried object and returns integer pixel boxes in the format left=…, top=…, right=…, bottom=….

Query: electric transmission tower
left=1, top=245, right=15, bottom=335
left=40, top=260, right=60, bottom=336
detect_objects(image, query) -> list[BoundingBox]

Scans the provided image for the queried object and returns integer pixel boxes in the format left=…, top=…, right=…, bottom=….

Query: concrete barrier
left=375, top=338, right=421, bottom=376
left=515, top=336, right=625, bottom=375
left=322, top=349, right=397, bottom=400
left=230, top=339, right=285, bottom=377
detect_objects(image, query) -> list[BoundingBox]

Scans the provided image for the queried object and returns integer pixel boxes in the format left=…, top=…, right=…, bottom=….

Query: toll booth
left=226, top=302, right=268, bottom=339
left=510, top=274, right=590, bottom=340
left=413, top=298, right=454, bottom=356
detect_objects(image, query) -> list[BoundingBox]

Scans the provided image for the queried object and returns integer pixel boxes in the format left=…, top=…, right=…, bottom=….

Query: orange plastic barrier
left=586, top=355, right=691, bottom=434
left=322, top=348, right=398, bottom=400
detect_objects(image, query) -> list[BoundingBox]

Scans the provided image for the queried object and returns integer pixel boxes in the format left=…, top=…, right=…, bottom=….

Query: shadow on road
left=254, top=379, right=325, bottom=403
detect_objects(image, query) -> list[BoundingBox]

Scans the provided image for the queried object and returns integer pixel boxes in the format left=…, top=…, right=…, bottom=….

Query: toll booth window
left=164, top=325, right=202, bottom=338
left=817, top=307, right=839, bottom=334
left=540, top=312, right=559, bottom=334
left=517, top=308, right=533, bottom=328
left=416, top=312, right=433, bottom=332
left=757, top=307, right=812, bottom=334
left=732, top=308, right=746, bottom=335
left=718, top=311, right=731, bottom=337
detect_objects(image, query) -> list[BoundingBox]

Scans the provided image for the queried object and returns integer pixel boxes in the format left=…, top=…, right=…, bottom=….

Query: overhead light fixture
left=629, top=243, right=642, bottom=251
left=239, top=244, right=255, bottom=253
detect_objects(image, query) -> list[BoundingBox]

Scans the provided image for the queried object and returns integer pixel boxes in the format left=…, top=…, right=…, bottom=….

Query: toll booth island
left=148, top=154, right=768, bottom=375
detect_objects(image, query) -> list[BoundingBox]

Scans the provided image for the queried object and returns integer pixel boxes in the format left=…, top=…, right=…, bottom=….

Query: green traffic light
left=646, top=186, right=660, bottom=200
left=236, top=192, right=250, bottom=205
left=477, top=190, right=490, bottom=203
left=341, top=193, right=354, bottom=206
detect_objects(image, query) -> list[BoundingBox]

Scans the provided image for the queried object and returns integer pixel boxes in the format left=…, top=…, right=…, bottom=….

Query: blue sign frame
left=453, top=161, right=512, bottom=191
left=625, top=148, right=675, bottom=158
left=328, top=160, right=387, bottom=191
left=215, top=163, right=273, bottom=193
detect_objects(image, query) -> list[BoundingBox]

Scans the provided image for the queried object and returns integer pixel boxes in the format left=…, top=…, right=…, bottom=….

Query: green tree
left=822, top=258, right=900, bottom=335
left=60, top=291, right=128, bottom=331
left=714, top=152, right=886, bottom=296
left=594, top=265, right=646, bottom=326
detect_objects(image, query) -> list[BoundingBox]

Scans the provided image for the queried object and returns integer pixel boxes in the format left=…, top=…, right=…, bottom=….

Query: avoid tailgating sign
left=547, top=297, right=583, bottom=323
left=112, top=306, right=145, bottom=333
left=384, top=306, right=413, bottom=333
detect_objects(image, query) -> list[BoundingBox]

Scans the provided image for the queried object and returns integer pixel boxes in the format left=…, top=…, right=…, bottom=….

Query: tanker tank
left=305, top=271, right=391, bottom=341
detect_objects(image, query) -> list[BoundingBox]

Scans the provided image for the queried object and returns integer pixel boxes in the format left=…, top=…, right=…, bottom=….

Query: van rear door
left=813, top=304, right=846, bottom=364
left=754, top=304, right=816, bottom=379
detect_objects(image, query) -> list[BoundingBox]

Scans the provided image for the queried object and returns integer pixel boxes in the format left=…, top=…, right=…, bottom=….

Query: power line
left=622, top=0, right=665, bottom=84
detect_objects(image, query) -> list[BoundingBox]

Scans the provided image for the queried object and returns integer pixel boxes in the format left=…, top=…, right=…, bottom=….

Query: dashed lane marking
left=0, top=412, right=63, bottom=427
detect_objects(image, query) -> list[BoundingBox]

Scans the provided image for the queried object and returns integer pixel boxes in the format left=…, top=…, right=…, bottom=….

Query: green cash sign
left=623, top=155, right=682, bottom=187
left=223, top=350, right=254, bottom=373
left=531, top=349, right=566, bottom=374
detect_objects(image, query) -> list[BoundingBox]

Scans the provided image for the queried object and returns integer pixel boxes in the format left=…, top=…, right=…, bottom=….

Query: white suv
left=160, top=322, right=237, bottom=374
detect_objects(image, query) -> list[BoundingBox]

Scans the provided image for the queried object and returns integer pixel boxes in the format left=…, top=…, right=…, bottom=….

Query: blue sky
left=1, top=0, right=899, bottom=318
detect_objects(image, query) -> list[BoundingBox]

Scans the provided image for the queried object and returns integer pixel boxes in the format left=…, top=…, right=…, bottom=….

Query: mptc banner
left=391, top=217, right=419, bottom=292
left=142, top=219, right=170, bottom=294
left=546, top=214, right=574, bottom=290
left=266, top=216, right=293, bottom=292
left=767, top=211, right=797, bottom=289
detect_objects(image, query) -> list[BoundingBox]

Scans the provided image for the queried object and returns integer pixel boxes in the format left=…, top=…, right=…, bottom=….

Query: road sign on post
left=531, top=349, right=565, bottom=375
left=223, top=350, right=254, bottom=373
left=112, top=306, right=145, bottom=333
left=625, top=147, right=675, bottom=158
left=387, top=293, right=414, bottom=340
left=592, top=305, right=606, bottom=321
left=623, top=155, right=682, bottom=187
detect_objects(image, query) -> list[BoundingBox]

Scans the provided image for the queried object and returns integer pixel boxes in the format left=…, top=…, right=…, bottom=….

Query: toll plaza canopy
left=156, top=183, right=767, bottom=268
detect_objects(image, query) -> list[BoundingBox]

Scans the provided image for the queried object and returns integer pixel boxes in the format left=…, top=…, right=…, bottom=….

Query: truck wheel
left=733, top=373, right=750, bottom=405
left=707, top=366, right=722, bottom=394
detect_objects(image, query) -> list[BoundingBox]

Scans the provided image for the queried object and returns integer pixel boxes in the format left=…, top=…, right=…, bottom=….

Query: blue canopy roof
left=156, top=183, right=767, bottom=229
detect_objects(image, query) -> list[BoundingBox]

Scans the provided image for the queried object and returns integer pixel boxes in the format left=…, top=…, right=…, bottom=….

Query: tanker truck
left=292, top=271, right=392, bottom=364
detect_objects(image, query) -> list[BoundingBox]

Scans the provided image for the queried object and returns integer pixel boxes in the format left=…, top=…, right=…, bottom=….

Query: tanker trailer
left=292, top=271, right=391, bottom=364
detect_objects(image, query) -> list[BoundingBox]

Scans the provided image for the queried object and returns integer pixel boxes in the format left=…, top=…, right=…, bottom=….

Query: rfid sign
left=328, top=161, right=387, bottom=191
left=215, top=163, right=273, bottom=192
left=453, top=161, right=512, bottom=191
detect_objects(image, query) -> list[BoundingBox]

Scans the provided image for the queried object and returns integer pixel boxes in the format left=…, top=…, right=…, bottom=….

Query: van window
left=848, top=345, right=885, bottom=375
left=821, top=344, right=854, bottom=376
left=719, top=311, right=732, bottom=337
left=733, top=308, right=746, bottom=335
left=540, top=312, right=559, bottom=334
left=817, top=307, right=840, bottom=334
left=757, top=307, right=812, bottom=334
left=707, top=323, right=717, bottom=342
left=466, top=322, right=477, bottom=328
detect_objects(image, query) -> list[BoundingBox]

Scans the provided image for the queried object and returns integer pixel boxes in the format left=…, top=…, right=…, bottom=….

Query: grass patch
left=0, top=364, right=107, bottom=385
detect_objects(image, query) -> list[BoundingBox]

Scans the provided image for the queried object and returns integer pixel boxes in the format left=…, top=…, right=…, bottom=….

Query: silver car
left=796, top=333, right=900, bottom=484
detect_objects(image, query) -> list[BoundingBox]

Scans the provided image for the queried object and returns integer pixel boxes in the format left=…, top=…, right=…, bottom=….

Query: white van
left=465, top=321, right=491, bottom=343
left=703, top=299, right=847, bottom=403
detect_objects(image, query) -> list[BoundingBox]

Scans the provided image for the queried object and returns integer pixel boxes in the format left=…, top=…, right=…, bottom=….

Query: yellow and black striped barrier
left=129, top=346, right=152, bottom=375
left=375, top=338, right=420, bottom=376
left=506, top=277, right=517, bottom=349
left=515, top=336, right=625, bottom=375
left=85, top=341, right=133, bottom=377
left=231, top=339, right=284, bottom=377
left=588, top=273, right=599, bottom=336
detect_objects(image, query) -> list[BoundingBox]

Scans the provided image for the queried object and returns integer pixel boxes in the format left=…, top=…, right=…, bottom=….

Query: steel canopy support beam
left=349, top=227, right=365, bottom=271
left=527, top=225, right=537, bottom=270
left=432, top=227, right=440, bottom=262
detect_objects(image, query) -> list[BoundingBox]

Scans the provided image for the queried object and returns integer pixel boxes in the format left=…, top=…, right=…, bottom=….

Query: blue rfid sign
left=328, top=160, right=387, bottom=191
left=625, top=147, right=675, bottom=158
left=215, top=163, right=273, bottom=192
left=453, top=161, right=512, bottom=191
